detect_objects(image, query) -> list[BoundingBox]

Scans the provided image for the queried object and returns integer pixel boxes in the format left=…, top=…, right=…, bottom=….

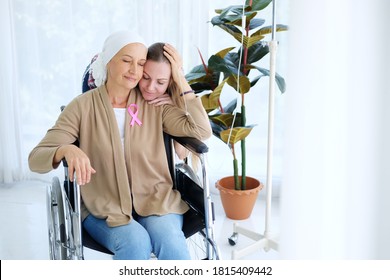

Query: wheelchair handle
left=62, top=158, right=69, bottom=168
left=170, top=136, right=208, bottom=154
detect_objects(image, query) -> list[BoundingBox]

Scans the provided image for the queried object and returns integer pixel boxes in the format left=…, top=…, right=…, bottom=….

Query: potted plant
left=185, top=0, right=287, bottom=219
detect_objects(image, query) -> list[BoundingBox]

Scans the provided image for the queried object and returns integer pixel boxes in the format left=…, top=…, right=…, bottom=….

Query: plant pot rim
left=216, top=175, right=264, bottom=195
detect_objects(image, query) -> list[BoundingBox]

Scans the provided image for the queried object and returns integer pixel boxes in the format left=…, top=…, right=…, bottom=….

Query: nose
left=146, top=80, right=155, bottom=91
left=128, top=62, right=142, bottom=76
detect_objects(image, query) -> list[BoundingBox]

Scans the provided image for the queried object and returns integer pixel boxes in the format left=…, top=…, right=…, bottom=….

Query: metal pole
left=264, top=0, right=277, bottom=238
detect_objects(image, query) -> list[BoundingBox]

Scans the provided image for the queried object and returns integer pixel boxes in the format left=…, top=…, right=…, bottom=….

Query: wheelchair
left=46, top=122, right=220, bottom=260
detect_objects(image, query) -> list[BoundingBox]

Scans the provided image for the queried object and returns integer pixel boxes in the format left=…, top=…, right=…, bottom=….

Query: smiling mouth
left=125, top=76, right=137, bottom=82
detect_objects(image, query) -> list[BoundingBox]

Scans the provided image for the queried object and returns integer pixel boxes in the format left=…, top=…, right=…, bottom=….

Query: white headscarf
left=90, top=30, right=146, bottom=87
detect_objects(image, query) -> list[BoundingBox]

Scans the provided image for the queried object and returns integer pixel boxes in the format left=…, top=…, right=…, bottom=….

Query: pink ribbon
left=127, top=104, right=142, bottom=127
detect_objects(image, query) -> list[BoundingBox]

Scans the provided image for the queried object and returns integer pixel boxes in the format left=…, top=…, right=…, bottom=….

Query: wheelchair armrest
left=170, top=136, right=208, bottom=154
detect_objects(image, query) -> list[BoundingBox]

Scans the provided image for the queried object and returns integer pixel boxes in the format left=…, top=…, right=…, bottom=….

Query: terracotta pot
left=216, top=176, right=263, bottom=220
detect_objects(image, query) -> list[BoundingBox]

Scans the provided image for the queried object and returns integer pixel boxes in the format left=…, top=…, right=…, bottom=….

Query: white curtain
left=0, top=0, right=209, bottom=183
left=2, top=0, right=287, bottom=186
left=0, top=0, right=24, bottom=183
left=281, top=0, right=390, bottom=259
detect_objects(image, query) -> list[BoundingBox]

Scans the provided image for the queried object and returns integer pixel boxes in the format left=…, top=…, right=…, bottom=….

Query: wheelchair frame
left=46, top=135, right=220, bottom=260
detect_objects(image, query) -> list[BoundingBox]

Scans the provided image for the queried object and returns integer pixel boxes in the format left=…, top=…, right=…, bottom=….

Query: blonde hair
left=147, top=43, right=200, bottom=170
left=147, top=43, right=185, bottom=109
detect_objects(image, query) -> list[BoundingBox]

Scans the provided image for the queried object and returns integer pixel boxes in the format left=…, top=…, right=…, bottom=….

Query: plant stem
left=241, top=105, right=247, bottom=190
left=241, top=139, right=246, bottom=190
left=233, top=158, right=240, bottom=190
left=231, top=144, right=240, bottom=190
left=240, top=1, right=251, bottom=190
left=218, top=99, right=225, bottom=113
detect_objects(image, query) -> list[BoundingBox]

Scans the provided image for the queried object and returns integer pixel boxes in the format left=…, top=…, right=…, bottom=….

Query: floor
left=0, top=180, right=280, bottom=260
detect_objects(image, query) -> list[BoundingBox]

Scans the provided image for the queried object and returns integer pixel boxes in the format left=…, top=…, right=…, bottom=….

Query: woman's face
left=138, top=60, right=171, bottom=101
left=106, top=43, right=147, bottom=90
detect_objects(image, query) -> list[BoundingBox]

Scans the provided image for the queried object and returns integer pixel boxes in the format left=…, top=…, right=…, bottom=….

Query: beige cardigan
left=29, top=85, right=211, bottom=227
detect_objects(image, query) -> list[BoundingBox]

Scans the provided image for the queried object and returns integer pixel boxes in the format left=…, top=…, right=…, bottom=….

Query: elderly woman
left=28, top=30, right=211, bottom=260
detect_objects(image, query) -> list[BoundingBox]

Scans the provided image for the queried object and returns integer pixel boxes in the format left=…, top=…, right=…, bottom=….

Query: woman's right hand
left=54, top=145, right=96, bottom=186
left=163, top=44, right=195, bottom=100
left=163, top=44, right=184, bottom=84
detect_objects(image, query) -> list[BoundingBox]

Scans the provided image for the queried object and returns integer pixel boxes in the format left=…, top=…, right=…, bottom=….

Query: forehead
left=117, top=43, right=147, bottom=59
left=144, top=60, right=171, bottom=78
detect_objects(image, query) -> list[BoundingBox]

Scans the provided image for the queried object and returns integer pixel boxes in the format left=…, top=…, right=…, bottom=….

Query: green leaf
left=209, top=113, right=242, bottom=128
left=216, top=47, right=236, bottom=58
left=200, top=78, right=227, bottom=110
left=249, top=75, right=264, bottom=88
left=246, top=0, right=272, bottom=12
left=223, top=99, right=238, bottom=114
left=210, top=121, right=225, bottom=140
left=225, top=12, right=257, bottom=28
left=246, top=41, right=269, bottom=64
left=208, top=55, right=238, bottom=76
left=186, top=64, right=222, bottom=92
left=227, top=75, right=251, bottom=94
left=221, top=30, right=265, bottom=48
left=190, top=82, right=213, bottom=93
left=192, top=75, right=222, bottom=94
left=245, top=34, right=265, bottom=48
left=186, top=75, right=213, bottom=87
left=223, top=53, right=248, bottom=77
left=225, top=52, right=240, bottom=70
left=213, top=99, right=238, bottom=114
left=201, top=94, right=219, bottom=111
left=247, top=65, right=286, bottom=93
left=256, top=24, right=289, bottom=36
left=214, top=23, right=243, bottom=43
left=185, top=65, right=207, bottom=83
left=248, top=18, right=266, bottom=30
left=216, top=5, right=246, bottom=17
left=220, top=125, right=256, bottom=145
left=211, top=14, right=224, bottom=24
left=185, top=73, right=207, bottom=84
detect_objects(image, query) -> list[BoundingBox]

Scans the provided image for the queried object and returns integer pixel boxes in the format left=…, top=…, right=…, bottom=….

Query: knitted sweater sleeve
left=28, top=98, right=81, bottom=173
left=162, top=97, right=212, bottom=140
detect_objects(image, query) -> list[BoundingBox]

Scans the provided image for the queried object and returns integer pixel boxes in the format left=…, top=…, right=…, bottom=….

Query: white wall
left=280, top=0, right=390, bottom=259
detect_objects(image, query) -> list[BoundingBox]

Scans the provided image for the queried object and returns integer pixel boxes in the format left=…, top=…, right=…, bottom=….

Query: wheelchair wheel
left=46, top=177, right=67, bottom=260
left=187, top=230, right=220, bottom=260
left=187, top=231, right=207, bottom=260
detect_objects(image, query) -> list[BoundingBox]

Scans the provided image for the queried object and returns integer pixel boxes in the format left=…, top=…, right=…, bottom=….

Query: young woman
left=139, top=42, right=193, bottom=160
left=28, top=30, right=211, bottom=259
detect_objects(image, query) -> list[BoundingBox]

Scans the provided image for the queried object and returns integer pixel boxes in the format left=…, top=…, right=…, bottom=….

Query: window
left=1, top=0, right=287, bottom=184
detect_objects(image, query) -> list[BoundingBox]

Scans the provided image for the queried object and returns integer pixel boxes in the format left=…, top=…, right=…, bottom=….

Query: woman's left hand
left=163, top=44, right=184, bottom=84
left=148, top=93, right=174, bottom=106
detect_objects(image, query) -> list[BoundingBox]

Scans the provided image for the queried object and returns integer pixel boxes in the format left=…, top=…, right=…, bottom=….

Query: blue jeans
left=83, top=213, right=190, bottom=260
